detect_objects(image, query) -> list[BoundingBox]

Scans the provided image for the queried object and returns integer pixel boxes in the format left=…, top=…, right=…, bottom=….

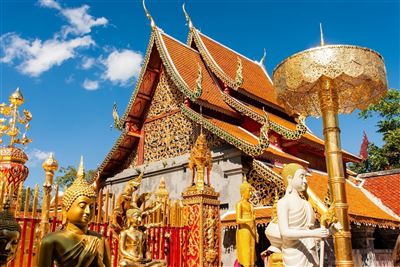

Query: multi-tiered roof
left=98, top=5, right=399, bottom=228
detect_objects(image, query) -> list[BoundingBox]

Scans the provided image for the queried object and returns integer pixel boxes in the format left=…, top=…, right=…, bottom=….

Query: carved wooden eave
left=180, top=104, right=310, bottom=167
left=180, top=104, right=268, bottom=156
left=220, top=92, right=361, bottom=163
left=221, top=91, right=308, bottom=140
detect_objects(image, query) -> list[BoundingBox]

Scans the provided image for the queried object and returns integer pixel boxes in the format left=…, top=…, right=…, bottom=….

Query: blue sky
left=1, top=0, right=399, bottom=188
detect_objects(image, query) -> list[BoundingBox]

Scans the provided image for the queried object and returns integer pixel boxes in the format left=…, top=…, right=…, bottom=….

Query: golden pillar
left=39, top=153, right=58, bottom=239
left=182, top=133, right=220, bottom=267
left=272, top=28, right=387, bottom=266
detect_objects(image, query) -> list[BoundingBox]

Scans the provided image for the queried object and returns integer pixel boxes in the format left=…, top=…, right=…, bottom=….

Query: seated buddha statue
left=276, top=163, right=329, bottom=267
left=37, top=157, right=111, bottom=267
left=236, top=176, right=258, bottom=267
left=0, top=199, right=21, bottom=266
left=119, top=207, right=165, bottom=267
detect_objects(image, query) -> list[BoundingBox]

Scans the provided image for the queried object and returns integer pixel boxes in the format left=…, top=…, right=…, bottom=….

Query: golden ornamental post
left=0, top=87, right=32, bottom=191
left=39, top=153, right=58, bottom=239
left=272, top=26, right=387, bottom=266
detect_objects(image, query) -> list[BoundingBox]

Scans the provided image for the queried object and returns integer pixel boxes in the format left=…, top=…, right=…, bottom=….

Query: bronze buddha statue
left=0, top=199, right=21, bottom=266
left=37, top=157, right=111, bottom=267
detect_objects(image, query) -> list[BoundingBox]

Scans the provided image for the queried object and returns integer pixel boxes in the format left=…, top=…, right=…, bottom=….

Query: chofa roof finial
left=182, top=3, right=193, bottom=30
left=142, top=0, right=156, bottom=29
left=260, top=48, right=267, bottom=66
left=320, top=23, right=325, bottom=46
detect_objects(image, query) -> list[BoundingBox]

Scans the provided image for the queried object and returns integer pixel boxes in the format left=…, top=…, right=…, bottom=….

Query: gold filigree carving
left=272, top=45, right=387, bottom=116
left=247, top=168, right=284, bottom=207
left=144, top=112, right=195, bottom=163
left=147, top=72, right=183, bottom=118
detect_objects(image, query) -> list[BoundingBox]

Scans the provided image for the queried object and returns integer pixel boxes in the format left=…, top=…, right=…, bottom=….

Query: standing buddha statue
left=37, top=157, right=111, bottom=267
left=236, top=176, right=258, bottom=267
left=276, top=163, right=329, bottom=267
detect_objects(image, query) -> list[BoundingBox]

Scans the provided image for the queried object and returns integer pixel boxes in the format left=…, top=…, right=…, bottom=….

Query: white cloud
left=103, top=50, right=143, bottom=85
left=61, top=5, right=108, bottom=36
left=81, top=57, right=95, bottom=69
left=38, top=0, right=61, bottom=10
left=37, top=1, right=108, bottom=37
left=83, top=79, right=99, bottom=90
left=1, top=33, right=95, bottom=77
left=26, top=149, right=54, bottom=167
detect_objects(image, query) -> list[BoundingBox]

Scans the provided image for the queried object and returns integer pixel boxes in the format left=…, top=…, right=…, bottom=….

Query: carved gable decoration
left=147, top=72, right=184, bottom=118
left=144, top=112, right=195, bottom=163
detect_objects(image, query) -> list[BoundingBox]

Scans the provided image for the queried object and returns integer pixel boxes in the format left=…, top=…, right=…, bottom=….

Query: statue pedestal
left=182, top=185, right=220, bottom=267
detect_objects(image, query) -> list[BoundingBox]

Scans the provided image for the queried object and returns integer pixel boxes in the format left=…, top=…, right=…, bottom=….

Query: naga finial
left=182, top=3, right=193, bottom=29
left=320, top=23, right=325, bottom=46
left=142, top=0, right=156, bottom=29
left=260, top=48, right=267, bottom=66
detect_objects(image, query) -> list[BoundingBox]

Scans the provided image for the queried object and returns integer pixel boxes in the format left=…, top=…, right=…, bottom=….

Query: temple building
left=98, top=8, right=400, bottom=266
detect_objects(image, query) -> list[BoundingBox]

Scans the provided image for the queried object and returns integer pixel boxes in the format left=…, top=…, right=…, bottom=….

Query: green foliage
left=55, top=165, right=97, bottom=189
left=349, top=89, right=400, bottom=173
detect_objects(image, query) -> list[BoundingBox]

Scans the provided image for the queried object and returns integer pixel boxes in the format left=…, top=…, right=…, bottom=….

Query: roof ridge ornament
left=112, top=101, right=123, bottom=130
left=320, top=23, right=325, bottom=46
left=182, top=3, right=193, bottom=30
left=259, top=48, right=267, bottom=66
left=142, top=0, right=156, bottom=30
left=235, top=57, right=244, bottom=87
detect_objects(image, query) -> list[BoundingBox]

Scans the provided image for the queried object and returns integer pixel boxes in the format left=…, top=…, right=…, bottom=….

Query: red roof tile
left=161, top=33, right=235, bottom=114
left=363, top=172, right=400, bottom=216
left=196, top=32, right=282, bottom=108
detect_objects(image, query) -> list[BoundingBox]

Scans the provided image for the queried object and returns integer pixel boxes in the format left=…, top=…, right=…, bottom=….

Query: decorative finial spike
left=77, top=156, right=85, bottom=180
left=142, top=0, right=156, bottom=29
left=260, top=48, right=267, bottom=66
left=320, top=23, right=325, bottom=46
left=182, top=3, right=193, bottom=29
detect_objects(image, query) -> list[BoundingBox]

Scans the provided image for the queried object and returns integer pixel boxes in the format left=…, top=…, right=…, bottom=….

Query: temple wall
left=104, top=146, right=244, bottom=210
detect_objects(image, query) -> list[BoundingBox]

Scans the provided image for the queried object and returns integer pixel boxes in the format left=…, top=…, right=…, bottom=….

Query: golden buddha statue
left=236, top=176, right=258, bottom=267
left=111, top=173, right=143, bottom=233
left=0, top=199, right=21, bottom=266
left=119, top=207, right=165, bottom=267
left=37, top=157, right=111, bottom=267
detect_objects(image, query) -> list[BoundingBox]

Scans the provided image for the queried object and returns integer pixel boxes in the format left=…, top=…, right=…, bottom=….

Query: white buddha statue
left=276, top=163, right=330, bottom=267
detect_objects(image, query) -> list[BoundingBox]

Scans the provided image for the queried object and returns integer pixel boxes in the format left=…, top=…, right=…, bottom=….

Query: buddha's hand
left=78, top=237, right=100, bottom=267
left=311, top=227, right=330, bottom=239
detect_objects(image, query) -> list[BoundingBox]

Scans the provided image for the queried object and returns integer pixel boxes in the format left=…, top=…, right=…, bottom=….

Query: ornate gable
left=143, top=71, right=196, bottom=163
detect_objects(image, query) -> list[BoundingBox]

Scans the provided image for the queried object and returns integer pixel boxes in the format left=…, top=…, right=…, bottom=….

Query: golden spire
left=260, top=48, right=267, bottom=66
left=142, top=0, right=156, bottom=29
left=320, top=23, right=325, bottom=46
left=77, top=155, right=85, bottom=180
left=182, top=3, right=193, bottom=29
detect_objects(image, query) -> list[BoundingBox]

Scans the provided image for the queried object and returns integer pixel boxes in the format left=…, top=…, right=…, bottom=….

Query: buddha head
left=281, top=163, right=308, bottom=193
left=0, top=200, right=21, bottom=266
left=62, top=157, right=97, bottom=228
left=240, top=176, right=252, bottom=200
left=126, top=207, right=142, bottom=227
